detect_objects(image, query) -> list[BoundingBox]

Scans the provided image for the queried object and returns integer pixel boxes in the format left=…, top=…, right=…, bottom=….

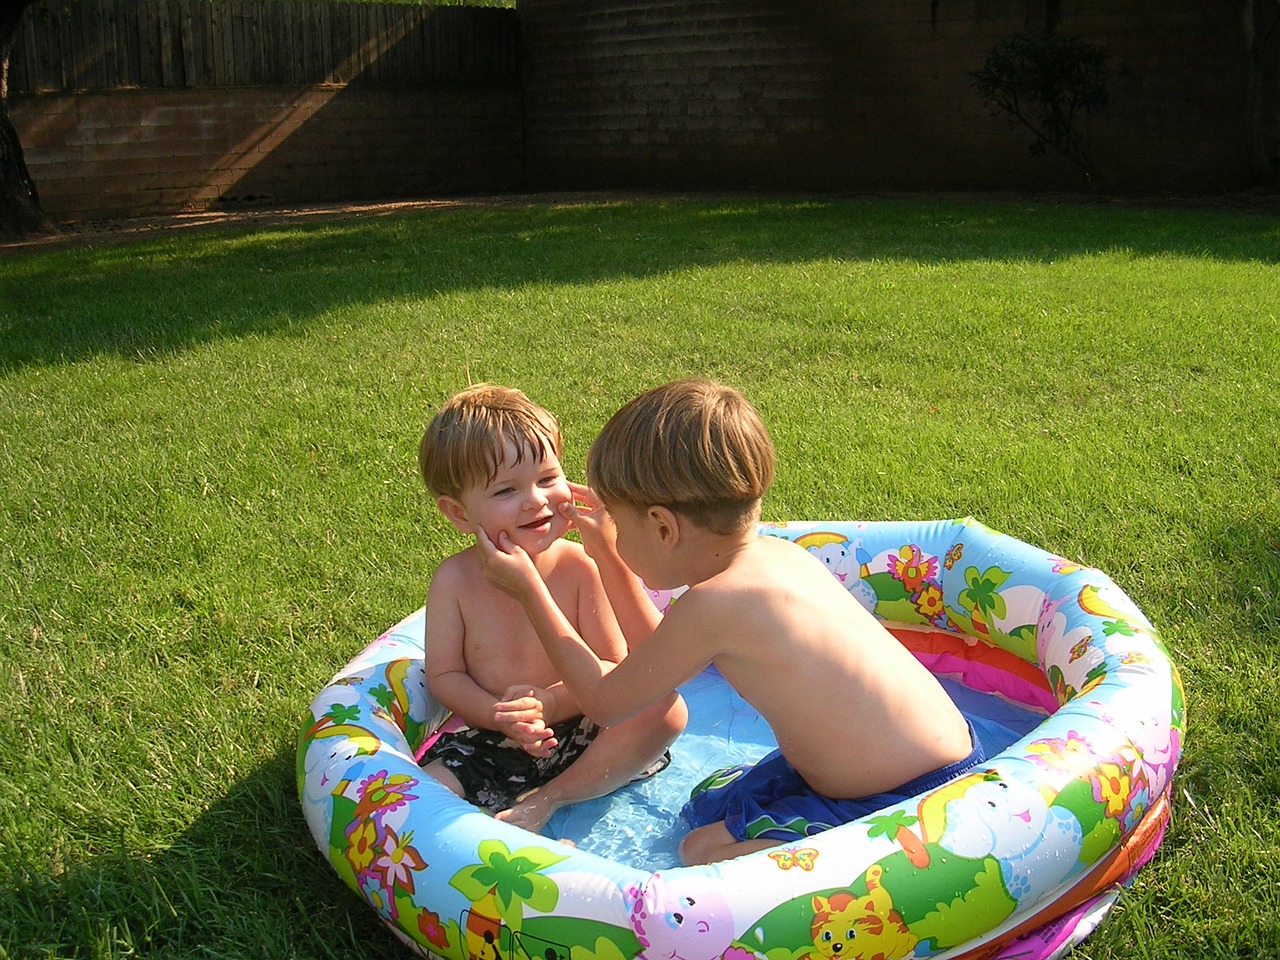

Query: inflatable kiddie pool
left=298, top=517, right=1183, bottom=960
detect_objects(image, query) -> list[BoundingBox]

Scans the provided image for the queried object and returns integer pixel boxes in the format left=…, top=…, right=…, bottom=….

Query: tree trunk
left=1, top=0, right=56, bottom=240
left=1242, top=0, right=1280, bottom=188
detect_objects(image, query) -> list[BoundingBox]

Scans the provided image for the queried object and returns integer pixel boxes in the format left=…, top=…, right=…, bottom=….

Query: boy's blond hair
left=587, top=379, right=775, bottom=535
left=420, top=384, right=562, bottom=499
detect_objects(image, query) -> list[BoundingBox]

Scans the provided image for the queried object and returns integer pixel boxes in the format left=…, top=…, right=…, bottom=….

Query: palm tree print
left=451, top=840, right=570, bottom=960
left=866, top=809, right=930, bottom=868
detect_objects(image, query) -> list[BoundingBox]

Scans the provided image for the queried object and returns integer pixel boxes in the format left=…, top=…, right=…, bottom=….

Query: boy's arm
left=491, top=559, right=623, bottom=753
left=476, top=527, right=708, bottom=726
left=562, top=483, right=662, bottom=645
left=570, top=541, right=630, bottom=664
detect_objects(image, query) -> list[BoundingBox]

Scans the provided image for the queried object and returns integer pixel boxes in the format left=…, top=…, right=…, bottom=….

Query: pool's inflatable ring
left=298, top=517, right=1183, bottom=960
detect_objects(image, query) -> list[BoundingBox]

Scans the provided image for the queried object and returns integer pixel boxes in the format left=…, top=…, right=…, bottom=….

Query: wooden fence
left=9, top=0, right=519, bottom=93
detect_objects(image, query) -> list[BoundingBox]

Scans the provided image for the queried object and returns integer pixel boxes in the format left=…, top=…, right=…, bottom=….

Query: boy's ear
left=436, top=495, right=474, bottom=534
left=647, top=505, right=681, bottom=550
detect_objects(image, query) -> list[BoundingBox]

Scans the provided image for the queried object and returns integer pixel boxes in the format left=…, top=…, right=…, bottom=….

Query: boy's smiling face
left=441, top=438, right=573, bottom=557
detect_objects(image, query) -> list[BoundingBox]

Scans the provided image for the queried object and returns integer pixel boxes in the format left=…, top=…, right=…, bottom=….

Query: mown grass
left=2, top=195, right=1278, bottom=958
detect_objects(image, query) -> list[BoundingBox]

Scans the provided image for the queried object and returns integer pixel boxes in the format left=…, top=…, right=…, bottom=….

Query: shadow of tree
left=4, top=196, right=1278, bottom=373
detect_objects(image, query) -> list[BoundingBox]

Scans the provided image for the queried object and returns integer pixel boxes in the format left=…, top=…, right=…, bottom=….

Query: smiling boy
left=417, top=384, right=686, bottom=833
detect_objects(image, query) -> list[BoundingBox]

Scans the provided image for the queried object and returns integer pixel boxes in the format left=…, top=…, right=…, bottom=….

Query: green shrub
left=972, top=32, right=1110, bottom=189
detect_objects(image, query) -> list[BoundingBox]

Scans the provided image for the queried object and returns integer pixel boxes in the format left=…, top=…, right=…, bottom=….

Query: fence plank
left=16, top=9, right=38, bottom=91
left=102, top=0, right=118, bottom=86
left=137, top=1, right=153, bottom=86
left=120, top=0, right=139, bottom=87
left=334, top=5, right=354, bottom=84
left=82, top=0, right=102, bottom=89
left=230, top=0, right=245, bottom=85
left=218, top=0, right=235, bottom=85
left=202, top=1, right=218, bottom=87
left=55, top=2, right=71, bottom=89
left=158, top=0, right=175, bottom=87
left=259, top=1, right=276, bottom=85
left=372, top=4, right=387, bottom=84
left=206, top=1, right=222, bottom=86
left=9, top=0, right=519, bottom=95
left=280, top=2, right=298, bottom=85
left=179, top=0, right=198, bottom=87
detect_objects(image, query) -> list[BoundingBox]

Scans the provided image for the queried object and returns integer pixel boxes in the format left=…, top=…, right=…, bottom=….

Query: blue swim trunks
left=681, top=721, right=986, bottom=842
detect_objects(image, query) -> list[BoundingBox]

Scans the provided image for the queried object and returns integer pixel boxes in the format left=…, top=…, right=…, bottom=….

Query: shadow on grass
left=1, top=744, right=402, bottom=959
left=1179, top=517, right=1280, bottom=797
left=3, top=196, right=1278, bottom=373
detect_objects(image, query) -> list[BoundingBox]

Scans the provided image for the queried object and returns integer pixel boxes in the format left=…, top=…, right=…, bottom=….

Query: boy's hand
left=474, top=526, right=541, bottom=601
left=561, top=482, right=617, bottom=559
left=495, top=685, right=559, bottom=757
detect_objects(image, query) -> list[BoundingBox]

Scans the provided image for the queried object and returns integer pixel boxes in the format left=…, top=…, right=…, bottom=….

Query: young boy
left=417, top=384, right=686, bottom=833
left=477, top=379, right=985, bottom=863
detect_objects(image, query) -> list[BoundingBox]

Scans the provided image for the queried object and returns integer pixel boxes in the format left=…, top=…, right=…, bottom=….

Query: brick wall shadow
left=6, top=198, right=1278, bottom=374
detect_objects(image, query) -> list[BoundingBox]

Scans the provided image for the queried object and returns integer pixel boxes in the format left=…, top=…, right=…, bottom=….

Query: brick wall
left=11, top=85, right=523, bottom=222
left=8, top=0, right=523, bottom=223
left=517, top=0, right=1250, bottom=193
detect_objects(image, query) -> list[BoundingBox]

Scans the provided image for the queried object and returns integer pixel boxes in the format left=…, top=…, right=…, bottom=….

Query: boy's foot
left=495, top=788, right=561, bottom=834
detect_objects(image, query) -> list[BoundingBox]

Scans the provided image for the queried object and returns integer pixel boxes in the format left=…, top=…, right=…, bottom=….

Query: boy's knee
left=662, top=692, right=689, bottom=736
left=642, top=692, right=688, bottom=742
left=603, top=693, right=686, bottom=746
left=422, top=759, right=465, bottom=798
left=678, top=822, right=732, bottom=866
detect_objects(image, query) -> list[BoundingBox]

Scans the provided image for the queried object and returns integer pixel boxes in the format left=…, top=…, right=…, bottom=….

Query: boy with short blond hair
left=418, top=383, right=686, bottom=833
left=479, top=379, right=984, bottom=863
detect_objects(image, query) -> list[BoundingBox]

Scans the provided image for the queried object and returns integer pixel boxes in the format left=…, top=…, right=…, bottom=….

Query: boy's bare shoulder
left=707, top=535, right=807, bottom=592
left=539, top=538, right=598, bottom=580
left=428, top=548, right=481, bottom=596
left=748, top=534, right=835, bottom=582
left=677, top=536, right=838, bottom=621
left=547, top=536, right=589, bottom=557
left=657, top=573, right=733, bottom=626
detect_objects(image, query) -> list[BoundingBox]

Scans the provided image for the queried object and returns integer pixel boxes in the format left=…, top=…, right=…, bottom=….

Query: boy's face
left=608, top=503, right=670, bottom=590
left=441, top=439, right=573, bottom=557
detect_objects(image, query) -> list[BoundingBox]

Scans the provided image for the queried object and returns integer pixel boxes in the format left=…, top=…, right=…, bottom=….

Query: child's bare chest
left=458, top=588, right=569, bottom=694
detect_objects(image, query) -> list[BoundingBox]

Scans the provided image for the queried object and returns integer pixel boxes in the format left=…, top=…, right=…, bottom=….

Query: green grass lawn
left=2, top=195, right=1277, bottom=958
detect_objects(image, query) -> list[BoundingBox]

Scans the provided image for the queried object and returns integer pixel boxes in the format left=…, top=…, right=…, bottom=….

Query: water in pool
left=545, top=665, right=1044, bottom=871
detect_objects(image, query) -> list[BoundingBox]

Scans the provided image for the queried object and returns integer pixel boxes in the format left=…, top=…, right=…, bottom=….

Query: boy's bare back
left=618, top=534, right=971, bottom=801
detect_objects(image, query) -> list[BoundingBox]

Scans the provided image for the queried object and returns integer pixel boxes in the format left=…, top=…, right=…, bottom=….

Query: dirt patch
left=5, top=189, right=1278, bottom=254
left=3, top=191, right=717, bottom=253
left=0, top=194, right=635, bottom=253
